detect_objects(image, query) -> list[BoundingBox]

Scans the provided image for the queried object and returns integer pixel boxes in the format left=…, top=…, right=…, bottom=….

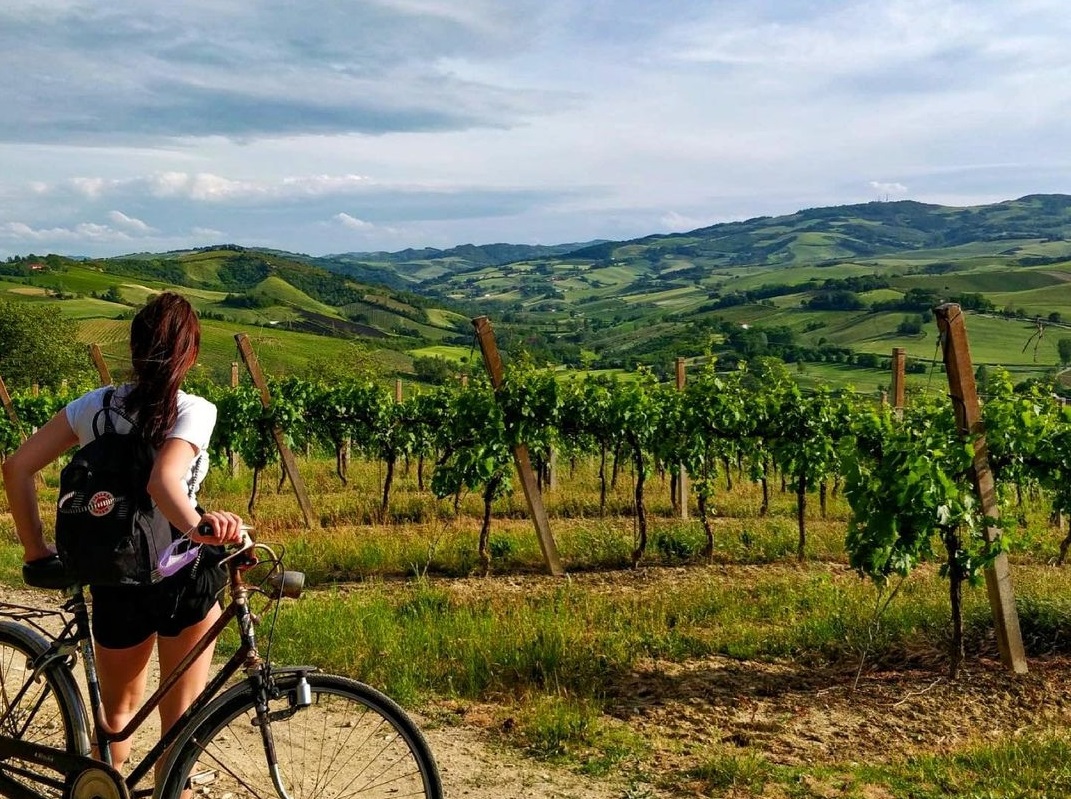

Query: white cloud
left=36, top=172, right=375, bottom=205
left=333, top=212, right=374, bottom=230
left=0, top=220, right=133, bottom=243
left=147, top=173, right=249, bottom=201
left=107, top=210, right=154, bottom=233
left=282, top=175, right=369, bottom=195
left=3, top=1, right=1071, bottom=256
left=70, top=177, right=113, bottom=199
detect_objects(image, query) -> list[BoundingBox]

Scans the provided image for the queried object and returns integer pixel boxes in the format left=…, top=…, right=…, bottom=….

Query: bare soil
left=421, top=568, right=1071, bottom=797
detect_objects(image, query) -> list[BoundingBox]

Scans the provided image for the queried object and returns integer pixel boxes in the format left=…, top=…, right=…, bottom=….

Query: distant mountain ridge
left=308, top=195, right=1071, bottom=292
left=312, top=241, right=607, bottom=289
left=568, top=194, right=1071, bottom=267
left=329, top=241, right=606, bottom=266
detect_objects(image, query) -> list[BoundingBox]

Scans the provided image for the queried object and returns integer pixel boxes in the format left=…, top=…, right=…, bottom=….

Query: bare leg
left=157, top=603, right=221, bottom=734
left=95, top=636, right=155, bottom=769
left=155, top=603, right=221, bottom=789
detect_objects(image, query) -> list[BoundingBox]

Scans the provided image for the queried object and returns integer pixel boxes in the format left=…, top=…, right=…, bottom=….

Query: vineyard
left=6, top=334, right=1071, bottom=796
left=4, top=341, right=1071, bottom=654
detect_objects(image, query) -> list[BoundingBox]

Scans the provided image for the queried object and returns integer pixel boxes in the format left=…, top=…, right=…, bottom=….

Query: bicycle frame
left=0, top=541, right=284, bottom=798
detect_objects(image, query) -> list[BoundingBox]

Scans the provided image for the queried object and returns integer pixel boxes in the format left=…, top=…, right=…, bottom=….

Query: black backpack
left=55, top=389, right=174, bottom=586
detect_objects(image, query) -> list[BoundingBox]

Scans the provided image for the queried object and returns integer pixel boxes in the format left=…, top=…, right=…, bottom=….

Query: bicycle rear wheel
left=0, top=621, right=91, bottom=798
left=159, top=672, right=442, bottom=799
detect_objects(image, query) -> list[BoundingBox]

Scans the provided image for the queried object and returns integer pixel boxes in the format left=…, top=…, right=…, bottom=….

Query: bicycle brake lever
left=216, top=526, right=257, bottom=569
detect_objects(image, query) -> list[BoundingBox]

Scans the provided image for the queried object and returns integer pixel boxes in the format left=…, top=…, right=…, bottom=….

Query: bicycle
left=0, top=528, right=443, bottom=799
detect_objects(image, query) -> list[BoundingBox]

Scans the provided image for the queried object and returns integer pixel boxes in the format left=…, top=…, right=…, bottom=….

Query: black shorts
left=90, top=554, right=226, bottom=649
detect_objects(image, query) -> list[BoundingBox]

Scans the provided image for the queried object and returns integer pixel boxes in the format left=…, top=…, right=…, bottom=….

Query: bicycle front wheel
left=159, top=672, right=442, bottom=799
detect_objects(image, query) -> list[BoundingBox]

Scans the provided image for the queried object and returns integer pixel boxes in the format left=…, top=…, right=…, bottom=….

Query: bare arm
left=2, top=411, right=79, bottom=562
left=147, top=439, right=243, bottom=545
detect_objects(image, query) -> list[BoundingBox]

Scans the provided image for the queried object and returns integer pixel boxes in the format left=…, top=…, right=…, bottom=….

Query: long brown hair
left=123, top=292, right=200, bottom=448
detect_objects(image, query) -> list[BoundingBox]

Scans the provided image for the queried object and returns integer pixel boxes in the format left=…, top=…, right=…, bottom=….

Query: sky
left=1, top=0, right=1070, bottom=259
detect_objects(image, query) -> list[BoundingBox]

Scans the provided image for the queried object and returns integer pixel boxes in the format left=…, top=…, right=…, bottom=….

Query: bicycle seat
left=22, top=554, right=78, bottom=590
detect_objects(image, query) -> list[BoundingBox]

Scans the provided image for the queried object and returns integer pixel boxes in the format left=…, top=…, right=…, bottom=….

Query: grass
left=513, top=695, right=647, bottom=776
left=828, top=734, right=1071, bottom=799
left=893, top=269, right=1064, bottom=294
left=683, top=733, right=1071, bottom=798
left=407, top=345, right=474, bottom=363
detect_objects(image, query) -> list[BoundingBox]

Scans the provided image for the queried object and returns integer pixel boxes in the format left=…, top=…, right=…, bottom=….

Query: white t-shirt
left=64, top=384, right=217, bottom=508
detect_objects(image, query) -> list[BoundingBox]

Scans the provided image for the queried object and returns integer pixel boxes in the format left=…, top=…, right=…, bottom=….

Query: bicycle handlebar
left=193, top=522, right=254, bottom=551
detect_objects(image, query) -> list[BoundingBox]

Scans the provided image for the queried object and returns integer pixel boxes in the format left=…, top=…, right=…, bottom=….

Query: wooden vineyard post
left=675, top=357, right=689, bottom=519
left=933, top=304, right=1027, bottom=674
left=394, top=379, right=403, bottom=404
left=891, top=347, right=906, bottom=417
left=89, top=343, right=112, bottom=386
left=229, top=362, right=240, bottom=478
left=234, top=334, right=320, bottom=530
left=471, top=316, right=564, bottom=576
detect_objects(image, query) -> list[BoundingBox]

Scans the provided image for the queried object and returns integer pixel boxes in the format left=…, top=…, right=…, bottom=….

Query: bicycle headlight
left=266, top=570, right=304, bottom=600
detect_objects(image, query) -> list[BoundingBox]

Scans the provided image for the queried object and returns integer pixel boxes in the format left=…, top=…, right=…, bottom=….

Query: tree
left=679, top=362, right=752, bottom=556
left=430, top=378, right=512, bottom=575
left=412, top=355, right=454, bottom=385
left=0, top=300, right=90, bottom=389
left=1058, top=338, right=1071, bottom=366
left=896, top=315, right=923, bottom=335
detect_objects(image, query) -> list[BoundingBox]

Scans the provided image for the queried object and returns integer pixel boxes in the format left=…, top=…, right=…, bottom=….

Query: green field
left=408, top=345, right=474, bottom=363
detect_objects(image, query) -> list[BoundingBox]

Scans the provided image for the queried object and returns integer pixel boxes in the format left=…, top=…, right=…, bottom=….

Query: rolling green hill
left=5, top=195, right=1071, bottom=392
left=0, top=247, right=468, bottom=383
left=384, top=194, right=1071, bottom=388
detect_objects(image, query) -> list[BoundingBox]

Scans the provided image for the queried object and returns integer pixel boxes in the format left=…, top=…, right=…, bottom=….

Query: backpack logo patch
left=88, top=491, right=116, bottom=517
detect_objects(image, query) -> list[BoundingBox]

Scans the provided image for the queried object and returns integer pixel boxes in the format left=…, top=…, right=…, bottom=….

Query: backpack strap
left=91, top=388, right=117, bottom=438
left=91, top=387, right=141, bottom=439
left=102, top=388, right=117, bottom=435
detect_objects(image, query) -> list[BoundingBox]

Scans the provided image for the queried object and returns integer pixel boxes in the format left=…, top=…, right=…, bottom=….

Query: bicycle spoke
left=188, top=735, right=273, bottom=799
left=164, top=675, right=440, bottom=799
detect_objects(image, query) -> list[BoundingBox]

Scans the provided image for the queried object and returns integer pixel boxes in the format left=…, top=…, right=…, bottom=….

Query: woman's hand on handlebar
left=191, top=510, right=245, bottom=546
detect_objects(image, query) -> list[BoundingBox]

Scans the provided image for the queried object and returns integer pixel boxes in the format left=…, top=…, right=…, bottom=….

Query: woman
left=1, top=291, right=243, bottom=771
